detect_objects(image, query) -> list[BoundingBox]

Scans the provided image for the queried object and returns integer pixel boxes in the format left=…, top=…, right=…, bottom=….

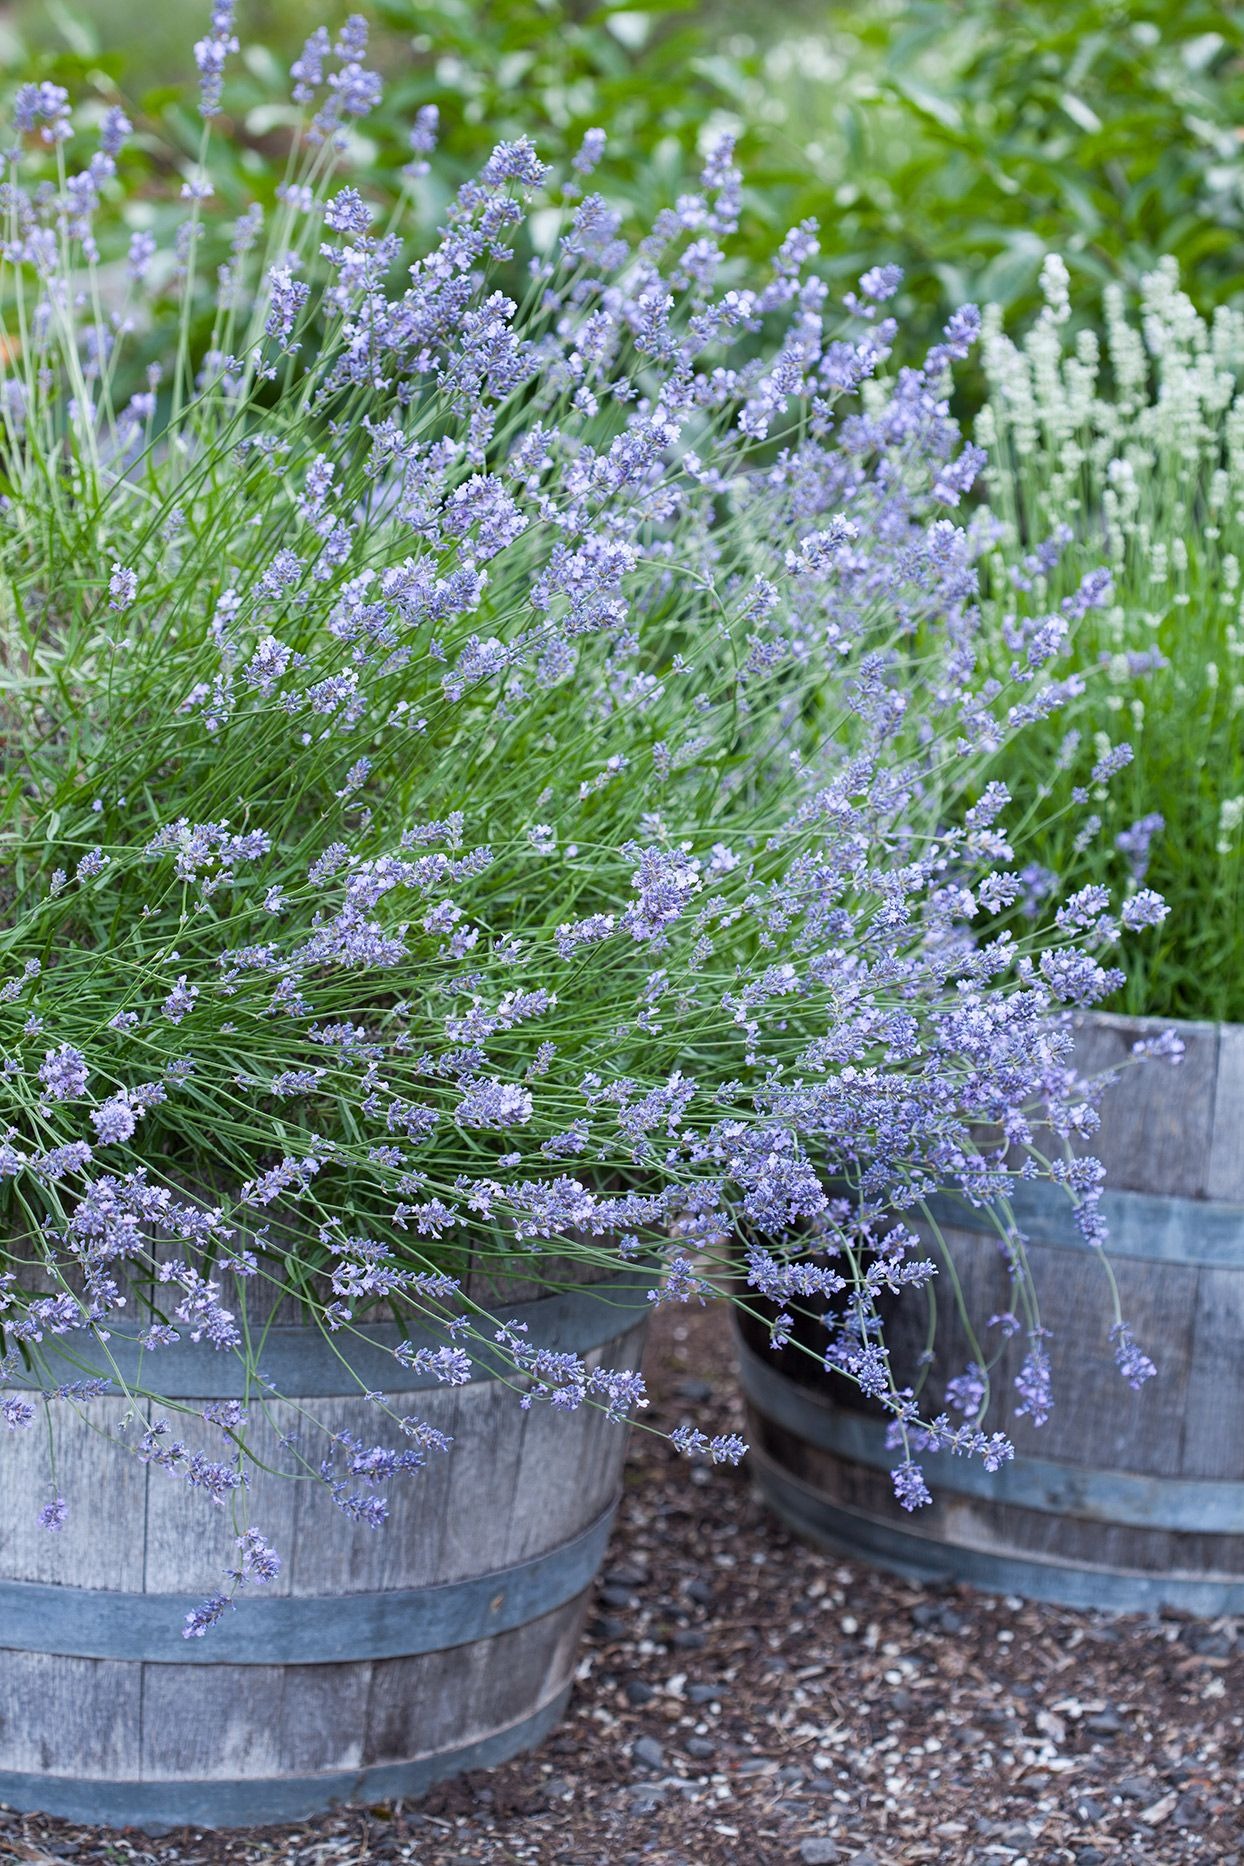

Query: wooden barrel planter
left=736, top=1011, right=1244, bottom=1614
left=0, top=1257, right=649, bottom=1830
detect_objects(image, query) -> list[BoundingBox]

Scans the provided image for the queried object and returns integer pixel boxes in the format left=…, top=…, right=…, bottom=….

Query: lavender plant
left=976, top=257, right=1244, bottom=1022
left=0, top=12, right=1166, bottom=1629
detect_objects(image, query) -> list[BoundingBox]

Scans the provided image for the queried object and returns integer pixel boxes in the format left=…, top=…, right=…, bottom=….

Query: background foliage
left=6, top=0, right=1242, bottom=339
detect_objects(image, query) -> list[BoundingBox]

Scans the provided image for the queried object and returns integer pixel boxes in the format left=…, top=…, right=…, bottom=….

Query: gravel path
left=2, top=1306, right=1240, bottom=1866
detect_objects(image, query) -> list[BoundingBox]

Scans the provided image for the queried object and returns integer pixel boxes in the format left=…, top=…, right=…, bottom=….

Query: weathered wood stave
left=0, top=1264, right=650, bottom=1829
left=736, top=1011, right=1244, bottom=1613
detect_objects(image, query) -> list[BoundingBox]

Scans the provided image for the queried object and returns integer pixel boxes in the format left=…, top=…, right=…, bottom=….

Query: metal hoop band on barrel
left=0, top=1685, right=573, bottom=1833
left=921, top=1180, right=1244, bottom=1268
left=736, top=1338, right=1244, bottom=1534
left=0, top=1496, right=617, bottom=1664
left=750, top=1446, right=1244, bottom=1617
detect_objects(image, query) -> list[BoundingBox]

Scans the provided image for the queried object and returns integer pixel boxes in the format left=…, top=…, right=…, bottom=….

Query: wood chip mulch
left=2, top=1305, right=1241, bottom=1866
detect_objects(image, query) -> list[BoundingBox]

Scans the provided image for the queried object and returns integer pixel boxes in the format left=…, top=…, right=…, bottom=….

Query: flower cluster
left=0, top=12, right=1165, bottom=1619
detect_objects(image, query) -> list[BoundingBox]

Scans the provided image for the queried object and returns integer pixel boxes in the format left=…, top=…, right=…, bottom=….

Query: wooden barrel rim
left=8, top=1271, right=655, bottom=1397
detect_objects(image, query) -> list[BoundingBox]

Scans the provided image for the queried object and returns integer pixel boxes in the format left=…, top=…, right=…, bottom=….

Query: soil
left=2, top=1304, right=1241, bottom=1866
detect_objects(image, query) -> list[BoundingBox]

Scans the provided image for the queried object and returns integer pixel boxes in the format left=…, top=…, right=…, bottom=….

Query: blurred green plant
left=11, top=0, right=1243, bottom=347
left=752, top=0, right=1244, bottom=327
left=3, top=1, right=767, bottom=242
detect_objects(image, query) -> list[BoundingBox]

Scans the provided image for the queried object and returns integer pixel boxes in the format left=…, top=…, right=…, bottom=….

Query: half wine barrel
left=0, top=1259, right=649, bottom=1829
left=736, top=1012, right=1244, bottom=1614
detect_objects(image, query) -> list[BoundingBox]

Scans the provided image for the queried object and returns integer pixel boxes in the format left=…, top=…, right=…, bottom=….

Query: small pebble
left=798, top=1841, right=840, bottom=1865
left=631, top=1735, right=665, bottom=1772
left=604, top=1565, right=647, bottom=1588
left=624, top=1678, right=654, bottom=1707
left=622, top=1783, right=665, bottom=1814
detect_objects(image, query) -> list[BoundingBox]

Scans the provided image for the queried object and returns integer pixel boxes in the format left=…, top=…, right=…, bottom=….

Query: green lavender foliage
left=975, top=258, right=1244, bottom=1023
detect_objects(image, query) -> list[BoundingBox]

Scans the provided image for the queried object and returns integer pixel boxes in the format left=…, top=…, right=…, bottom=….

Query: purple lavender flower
left=480, top=138, right=550, bottom=190
left=1111, top=1323, right=1157, bottom=1390
left=38, top=1045, right=89, bottom=1102
left=455, top=1079, right=534, bottom=1129
left=891, top=1459, right=932, bottom=1511
left=406, top=103, right=439, bottom=176
left=15, top=82, right=71, bottom=144
left=37, top=1496, right=69, bottom=1533
left=108, top=563, right=137, bottom=611
left=265, top=267, right=310, bottom=351
left=859, top=264, right=902, bottom=302
left=92, top=1093, right=137, bottom=1145
left=183, top=1594, right=230, bottom=1638
left=193, top=2, right=238, bottom=119
left=1121, top=888, right=1169, bottom=931
left=1015, top=1342, right=1053, bottom=1426
left=572, top=127, right=606, bottom=176
left=162, top=976, right=199, bottom=1025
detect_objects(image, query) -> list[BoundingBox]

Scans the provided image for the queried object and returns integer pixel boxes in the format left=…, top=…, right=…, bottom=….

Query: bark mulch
left=2, top=1305, right=1240, bottom=1866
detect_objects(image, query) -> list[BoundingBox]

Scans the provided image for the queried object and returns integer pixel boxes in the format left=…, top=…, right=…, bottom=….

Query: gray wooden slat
left=0, top=1398, right=147, bottom=1590
left=1071, top=1011, right=1219, bottom=1198
left=285, top=1386, right=463, bottom=1597
left=139, top=1662, right=310, bottom=1779
left=142, top=1399, right=302, bottom=1598
left=881, top=1219, right=1194, bottom=1477
left=361, top=1598, right=586, bottom=1769
left=437, top=1370, right=533, bottom=1587
left=273, top=1661, right=371, bottom=1774
left=503, top=1320, right=649, bottom=1566
left=737, top=1339, right=1244, bottom=1530
left=1181, top=1265, right=1244, bottom=1481
left=0, top=1651, right=141, bottom=1776
left=1207, top=1023, right=1244, bottom=1201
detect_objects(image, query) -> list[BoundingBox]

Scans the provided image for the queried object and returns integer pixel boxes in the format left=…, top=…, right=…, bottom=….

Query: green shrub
left=754, top=0, right=1244, bottom=332
left=12, top=0, right=1243, bottom=347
